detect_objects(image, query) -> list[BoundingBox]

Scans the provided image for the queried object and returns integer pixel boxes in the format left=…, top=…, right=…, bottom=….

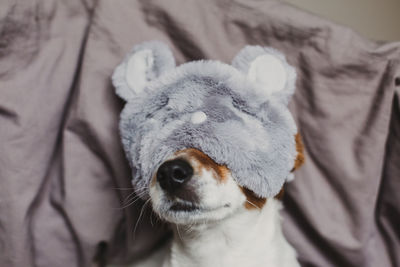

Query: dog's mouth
left=168, top=201, right=231, bottom=213
left=170, top=202, right=200, bottom=212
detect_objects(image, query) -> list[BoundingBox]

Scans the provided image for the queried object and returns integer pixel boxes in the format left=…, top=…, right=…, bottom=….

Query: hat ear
left=232, top=46, right=296, bottom=105
left=112, top=41, right=176, bottom=101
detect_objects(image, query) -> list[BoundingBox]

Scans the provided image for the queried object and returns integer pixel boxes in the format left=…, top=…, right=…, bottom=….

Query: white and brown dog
left=112, top=42, right=305, bottom=267
left=130, top=138, right=304, bottom=267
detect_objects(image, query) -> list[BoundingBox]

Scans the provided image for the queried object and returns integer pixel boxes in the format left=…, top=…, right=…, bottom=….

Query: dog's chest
left=167, top=211, right=298, bottom=267
left=126, top=200, right=299, bottom=267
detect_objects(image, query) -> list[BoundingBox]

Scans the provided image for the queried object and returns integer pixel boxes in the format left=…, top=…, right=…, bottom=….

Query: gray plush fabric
left=112, top=41, right=298, bottom=198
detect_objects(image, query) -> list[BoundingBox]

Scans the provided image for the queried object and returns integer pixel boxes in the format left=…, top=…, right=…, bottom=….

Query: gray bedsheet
left=0, top=0, right=399, bottom=266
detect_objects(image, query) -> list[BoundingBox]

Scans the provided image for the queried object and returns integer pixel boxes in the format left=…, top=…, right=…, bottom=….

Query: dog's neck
left=163, top=198, right=299, bottom=267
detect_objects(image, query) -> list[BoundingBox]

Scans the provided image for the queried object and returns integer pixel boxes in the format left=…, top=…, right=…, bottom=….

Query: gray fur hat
left=112, top=41, right=297, bottom=198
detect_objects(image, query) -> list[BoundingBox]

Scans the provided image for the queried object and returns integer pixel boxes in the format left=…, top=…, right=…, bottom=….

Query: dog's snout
left=157, top=159, right=193, bottom=193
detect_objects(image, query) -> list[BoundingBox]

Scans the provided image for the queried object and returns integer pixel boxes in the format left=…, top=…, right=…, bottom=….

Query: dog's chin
left=154, top=202, right=235, bottom=225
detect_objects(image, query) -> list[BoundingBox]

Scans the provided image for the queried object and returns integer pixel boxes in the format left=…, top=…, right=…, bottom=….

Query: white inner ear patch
left=191, top=111, right=207, bottom=124
left=248, top=54, right=287, bottom=96
left=126, top=49, right=154, bottom=94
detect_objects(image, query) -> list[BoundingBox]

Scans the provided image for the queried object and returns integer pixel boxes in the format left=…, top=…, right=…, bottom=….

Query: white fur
left=116, top=153, right=300, bottom=267
left=163, top=199, right=299, bottom=267
left=121, top=199, right=299, bottom=267
left=149, top=161, right=244, bottom=225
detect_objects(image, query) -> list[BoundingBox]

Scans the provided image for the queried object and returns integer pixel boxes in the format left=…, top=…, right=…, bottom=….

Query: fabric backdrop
left=0, top=0, right=399, bottom=266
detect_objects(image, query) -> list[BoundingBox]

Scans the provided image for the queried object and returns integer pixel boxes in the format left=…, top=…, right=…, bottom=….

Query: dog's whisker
left=114, top=193, right=148, bottom=210
left=154, top=211, right=161, bottom=225
left=183, top=221, right=197, bottom=235
left=176, top=225, right=183, bottom=241
left=112, top=187, right=135, bottom=191
left=125, top=190, right=148, bottom=203
left=122, top=191, right=139, bottom=204
left=149, top=208, right=157, bottom=227
left=134, top=185, right=150, bottom=192
left=246, top=200, right=260, bottom=210
left=123, top=190, right=147, bottom=204
left=122, top=187, right=148, bottom=203
left=123, top=193, right=144, bottom=205
left=132, top=199, right=151, bottom=240
left=118, top=196, right=148, bottom=210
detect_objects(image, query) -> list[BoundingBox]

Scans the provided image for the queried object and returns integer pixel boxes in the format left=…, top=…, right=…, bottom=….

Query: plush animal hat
left=112, top=41, right=297, bottom=198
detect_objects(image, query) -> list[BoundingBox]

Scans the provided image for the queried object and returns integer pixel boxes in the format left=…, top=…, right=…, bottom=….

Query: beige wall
left=282, top=0, right=400, bottom=41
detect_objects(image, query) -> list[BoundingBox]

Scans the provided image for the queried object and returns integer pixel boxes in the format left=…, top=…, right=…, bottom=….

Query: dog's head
left=149, top=145, right=302, bottom=224
left=113, top=41, right=302, bottom=223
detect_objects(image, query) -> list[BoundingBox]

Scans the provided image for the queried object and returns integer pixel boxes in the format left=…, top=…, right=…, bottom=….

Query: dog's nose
left=157, top=159, right=193, bottom=193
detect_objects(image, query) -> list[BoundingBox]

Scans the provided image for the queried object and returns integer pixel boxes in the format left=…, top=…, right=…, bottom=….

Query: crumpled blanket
left=0, top=0, right=399, bottom=266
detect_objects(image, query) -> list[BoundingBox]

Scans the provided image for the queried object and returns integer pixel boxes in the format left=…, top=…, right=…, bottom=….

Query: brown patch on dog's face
left=175, top=148, right=229, bottom=183
left=292, top=133, right=305, bottom=172
left=240, top=187, right=267, bottom=210
left=268, top=133, right=304, bottom=203
left=274, top=188, right=285, bottom=200
left=150, top=174, right=157, bottom=187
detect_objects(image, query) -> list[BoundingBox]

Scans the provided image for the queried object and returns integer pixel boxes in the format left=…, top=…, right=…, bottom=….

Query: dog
left=111, top=41, right=304, bottom=267
left=126, top=141, right=303, bottom=267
